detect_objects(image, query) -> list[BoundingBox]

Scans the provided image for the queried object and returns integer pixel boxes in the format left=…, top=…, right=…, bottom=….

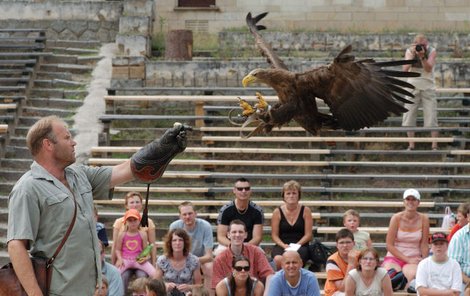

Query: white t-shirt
left=348, top=267, right=387, bottom=296
left=415, top=256, right=462, bottom=295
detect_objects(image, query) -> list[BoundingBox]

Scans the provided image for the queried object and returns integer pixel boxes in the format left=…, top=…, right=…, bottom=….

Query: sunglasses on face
left=235, top=187, right=251, bottom=192
left=234, top=266, right=250, bottom=272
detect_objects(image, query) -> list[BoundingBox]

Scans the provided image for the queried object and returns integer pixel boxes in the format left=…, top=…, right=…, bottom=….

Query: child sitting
left=146, top=278, right=167, bottom=296
left=114, top=209, right=157, bottom=278
left=343, top=209, right=372, bottom=250
left=129, top=277, right=149, bottom=296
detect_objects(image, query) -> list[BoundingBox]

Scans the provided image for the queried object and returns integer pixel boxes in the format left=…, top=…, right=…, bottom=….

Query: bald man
left=267, top=251, right=321, bottom=296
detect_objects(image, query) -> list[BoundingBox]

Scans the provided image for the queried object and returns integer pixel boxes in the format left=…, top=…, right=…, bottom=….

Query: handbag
left=307, top=239, right=334, bottom=272
left=0, top=195, right=77, bottom=296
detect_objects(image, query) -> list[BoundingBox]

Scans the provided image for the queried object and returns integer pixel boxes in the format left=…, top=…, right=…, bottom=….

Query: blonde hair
left=129, top=277, right=148, bottom=292
left=343, top=209, right=360, bottom=221
left=282, top=180, right=301, bottom=200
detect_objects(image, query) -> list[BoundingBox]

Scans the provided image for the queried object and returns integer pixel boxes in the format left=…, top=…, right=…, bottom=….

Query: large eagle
left=238, top=12, right=419, bottom=137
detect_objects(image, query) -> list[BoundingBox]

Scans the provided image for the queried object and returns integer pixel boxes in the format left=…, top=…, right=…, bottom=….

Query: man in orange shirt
left=324, top=228, right=359, bottom=296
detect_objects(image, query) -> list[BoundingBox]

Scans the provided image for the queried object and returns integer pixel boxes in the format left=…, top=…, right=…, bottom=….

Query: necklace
left=235, top=200, right=249, bottom=215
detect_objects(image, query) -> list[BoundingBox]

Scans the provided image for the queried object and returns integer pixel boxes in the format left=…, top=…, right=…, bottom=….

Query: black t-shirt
left=217, top=200, right=264, bottom=242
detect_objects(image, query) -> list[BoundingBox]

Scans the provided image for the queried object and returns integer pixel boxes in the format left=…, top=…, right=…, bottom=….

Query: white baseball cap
left=403, top=188, right=420, bottom=200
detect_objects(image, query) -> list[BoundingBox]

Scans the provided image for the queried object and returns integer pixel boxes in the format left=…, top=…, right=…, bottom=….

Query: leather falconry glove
left=131, top=122, right=191, bottom=183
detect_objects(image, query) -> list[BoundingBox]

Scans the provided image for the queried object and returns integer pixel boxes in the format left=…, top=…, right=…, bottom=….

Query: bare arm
left=344, top=275, right=356, bottom=296
left=420, top=214, right=430, bottom=258
left=199, top=248, right=213, bottom=265
left=417, top=287, right=458, bottom=296
left=147, top=226, right=157, bottom=265
left=109, top=159, right=134, bottom=188
left=217, top=224, right=231, bottom=247
left=297, top=206, right=313, bottom=246
left=271, top=208, right=286, bottom=248
left=262, top=274, right=273, bottom=296
left=215, top=281, right=229, bottom=296
left=420, top=47, right=437, bottom=73
left=248, top=224, right=263, bottom=245
left=111, top=222, right=120, bottom=264
left=382, top=272, right=393, bottom=296
left=403, top=48, right=414, bottom=72
left=114, top=232, right=125, bottom=268
left=254, top=280, right=265, bottom=296
left=8, top=240, right=44, bottom=296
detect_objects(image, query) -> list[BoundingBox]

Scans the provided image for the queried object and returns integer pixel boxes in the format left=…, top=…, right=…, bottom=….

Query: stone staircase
left=0, top=39, right=102, bottom=265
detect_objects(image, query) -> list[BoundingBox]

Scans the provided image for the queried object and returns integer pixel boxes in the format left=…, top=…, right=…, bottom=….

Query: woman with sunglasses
left=271, top=180, right=312, bottom=270
left=345, top=248, right=393, bottom=296
left=215, top=255, right=264, bottom=296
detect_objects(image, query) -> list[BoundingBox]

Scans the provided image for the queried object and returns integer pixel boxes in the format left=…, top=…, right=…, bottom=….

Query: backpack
left=307, top=239, right=334, bottom=272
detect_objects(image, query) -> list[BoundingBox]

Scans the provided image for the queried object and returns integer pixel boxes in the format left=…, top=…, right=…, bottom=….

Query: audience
left=448, top=202, right=470, bottom=242
left=215, top=255, right=265, bottom=296
left=170, top=201, right=214, bottom=295
left=146, top=278, right=167, bottom=296
left=212, top=220, right=274, bottom=291
left=345, top=248, right=392, bottom=296
left=114, top=209, right=157, bottom=278
left=343, top=209, right=372, bottom=251
left=448, top=205, right=470, bottom=295
left=216, top=178, right=264, bottom=250
left=112, top=191, right=157, bottom=289
left=324, top=228, right=358, bottom=296
left=416, top=232, right=462, bottom=296
left=98, top=241, right=125, bottom=296
left=271, top=180, right=312, bottom=270
left=129, top=277, right=148, bottom=296
left=94, top=275, right=109, bottom=296
left=267, top=250, right=321, bottom=296
left=156, top=228, right=202, bottom=295
left=382, top=188, right=429, bottom=291
left=95, top=205, right=109, bottom=247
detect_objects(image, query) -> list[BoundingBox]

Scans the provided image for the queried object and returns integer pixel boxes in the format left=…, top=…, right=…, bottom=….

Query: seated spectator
left=216, top=178, right=264, bottom=251
left=343, top=209, right=372, bottom=251
left=324, top=228, right=359, bottom=296
left=465, top=283, right=470, bottom=296
left=94, top=275, right=109, bottom=296
left=94, top=205, right=109, bottom=247
left=98, top=241, right=125, bottom=296
left=267, top=250, right=321, bottom=296
left=345, top=248, right=392, bottom=296
left=271, top=180, right=312, bottom=270
left=156, top=228, right=202, bottom=296
left=112, top=191, right=157, bottom=289
left=382, top=189, right=429, bottom=289
left=448, top=202, right=470, bottom=242
left=114, top=209, right=157, bottom=278
left=129, top=277, right=148, bottom=296
left=215, top=255, right=265, bottom=296
left=416, top=232, right=462, bottom=296
left=146, top=278, right=167, bottom=296
left=212, top=220, right=274, bottom=291
left=448, top=205, right=470, bottom=295
left=170, top=201, right=214, bottom=294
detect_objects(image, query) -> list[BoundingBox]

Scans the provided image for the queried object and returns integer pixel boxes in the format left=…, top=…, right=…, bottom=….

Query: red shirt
left=211, top=243, right=274, bottom=288
left=448, top=223, right=463, bottom=242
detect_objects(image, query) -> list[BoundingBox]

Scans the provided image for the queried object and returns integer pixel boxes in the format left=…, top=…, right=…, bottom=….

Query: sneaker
left=407, top=279, right=417, bottom=293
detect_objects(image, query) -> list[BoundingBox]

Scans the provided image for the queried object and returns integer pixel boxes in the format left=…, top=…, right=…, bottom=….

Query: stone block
left=112, top=66, right=129, bottom=79
left=123, top=0, right=154, bottom=18
left=119, top=16, right=151, bottom=35
left=115, top=34, right=151, bottom=57
left=129, top=65, right=145, bottom=79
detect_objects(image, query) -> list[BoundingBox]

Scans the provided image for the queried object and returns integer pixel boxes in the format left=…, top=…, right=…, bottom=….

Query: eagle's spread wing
left=246, top=12, right=288, bottom=70
left=302, top=45, right=419, bottom=130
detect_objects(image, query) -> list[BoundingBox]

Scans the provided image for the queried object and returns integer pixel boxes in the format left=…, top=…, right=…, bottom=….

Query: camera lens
left=415, top=44, right=423, bottom=52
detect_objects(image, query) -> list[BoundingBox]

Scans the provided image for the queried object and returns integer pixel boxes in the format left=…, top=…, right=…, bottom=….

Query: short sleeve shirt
left=169, top=218, right=214, bottom=257
left=324, top=252, right=348, bottom=296
left=217, top=201, right=264, bottom=242
left=7, top=162, right=112, bottom=296
left=416, top=256, right=462, bottom=293
left=448, top=224, right=470, bottom=277
left=157, top=254, right=200, bottom=285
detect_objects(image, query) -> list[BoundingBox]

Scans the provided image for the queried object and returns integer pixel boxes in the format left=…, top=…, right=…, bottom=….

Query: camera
left=415, top=44, right=424, bottom=52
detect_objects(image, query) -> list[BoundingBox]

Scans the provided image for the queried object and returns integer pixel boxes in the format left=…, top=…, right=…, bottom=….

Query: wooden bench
left=0, top=103, right=17, bottom=111
left=0, top=124, right=7, bottom=134
left=0, top=59, right=36, bottom=66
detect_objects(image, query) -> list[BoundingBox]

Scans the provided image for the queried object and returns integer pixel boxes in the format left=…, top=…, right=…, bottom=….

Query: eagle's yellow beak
left=242, top=74, right=257, bottom=87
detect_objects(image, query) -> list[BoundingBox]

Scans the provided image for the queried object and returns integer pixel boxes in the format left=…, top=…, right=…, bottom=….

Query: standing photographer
left=402, top=33, right=439, bottom=150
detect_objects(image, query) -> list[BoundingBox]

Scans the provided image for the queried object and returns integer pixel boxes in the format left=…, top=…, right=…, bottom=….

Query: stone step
left=47, top=46, right=100, bottom=56
left=39, top=63, right=92, bottom=74
left=0, top=169, right=25, bottom=183
left=0, top=158, right=32, bottom=171
left=4, top=145, right=30, bottom=158
left=0, top=196, right=7, bottom=209
left=20, top=106, right=76, bottom=119
left=0, top=181, right=17, bottom=195
left=43, top=53, right=78, bottom=64
left=33, top=78, right=86, bottom=89
left=11, top=126, right=29, bottom=137
left=8, top=136, right=25, bottom=146
left=0, top=222, right=6, bottom=238
left=36, top=70, right=72, bottom=80
left=28, top=97, right=83, bottom=109
left=29, top=88, right=88, bottom=99
left=46, top=39, right=101, bottom=49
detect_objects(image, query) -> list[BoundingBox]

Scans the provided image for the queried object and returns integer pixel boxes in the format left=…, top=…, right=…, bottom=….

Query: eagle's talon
left=238, top=97, right=255, bottom=117
left=254, top=92, right=269, bottom=111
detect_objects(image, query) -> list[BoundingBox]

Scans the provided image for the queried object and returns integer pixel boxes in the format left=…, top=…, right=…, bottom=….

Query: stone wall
left=154, top=0, right=470, bottom=34
left=0, top=1, right=123, bottom=41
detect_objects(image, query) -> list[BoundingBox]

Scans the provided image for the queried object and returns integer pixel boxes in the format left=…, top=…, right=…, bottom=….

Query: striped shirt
left=448, top=224, right=470, bottom=277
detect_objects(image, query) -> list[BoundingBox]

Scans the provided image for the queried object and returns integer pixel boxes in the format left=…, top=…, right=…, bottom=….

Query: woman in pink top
left=383, top=189, right=430, bottom=287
